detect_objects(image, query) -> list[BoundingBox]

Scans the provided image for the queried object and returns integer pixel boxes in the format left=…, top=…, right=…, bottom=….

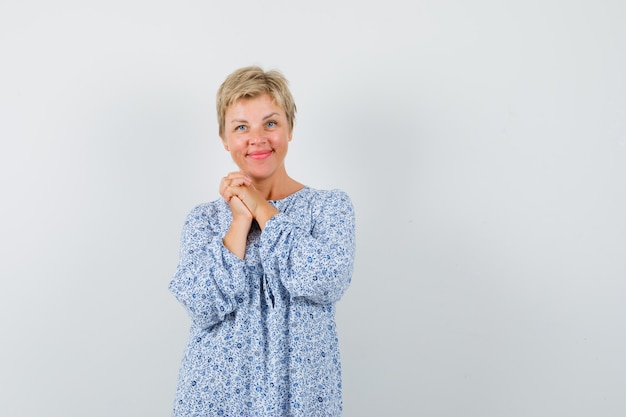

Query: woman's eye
left=235, top=125, right=247, bottom=131
left=266, top=121, right=277, bottom=128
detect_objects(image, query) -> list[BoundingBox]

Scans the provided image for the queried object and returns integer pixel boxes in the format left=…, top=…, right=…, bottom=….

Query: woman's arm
left=219, top=173, right=255, bottom=259
left=169, top=204, right=249, bottom=330
left=259, top=190, right=355, bottom=304
left=222, top=196, right=254, bottom=259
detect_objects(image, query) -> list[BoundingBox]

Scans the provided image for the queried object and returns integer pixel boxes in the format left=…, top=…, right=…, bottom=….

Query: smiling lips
left=247, top=150, right=273, bottom=160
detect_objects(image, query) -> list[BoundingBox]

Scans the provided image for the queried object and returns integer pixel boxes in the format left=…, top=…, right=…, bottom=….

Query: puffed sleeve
left=259, top=189, right=355, bottom=304
left=168, top=204, right=249, bottom=330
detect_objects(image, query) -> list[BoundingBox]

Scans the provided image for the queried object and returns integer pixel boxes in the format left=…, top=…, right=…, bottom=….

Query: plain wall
left=1, top=1, right=625, bottom=416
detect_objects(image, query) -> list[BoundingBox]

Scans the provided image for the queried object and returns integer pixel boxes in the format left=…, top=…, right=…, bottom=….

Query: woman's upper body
left=169, top=186, right=355, bottom=415
left=169, top=66, right=355, bottom=416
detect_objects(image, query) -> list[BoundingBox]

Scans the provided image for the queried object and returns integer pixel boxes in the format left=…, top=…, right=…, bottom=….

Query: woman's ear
left=221, top=135, right=229, bottom=151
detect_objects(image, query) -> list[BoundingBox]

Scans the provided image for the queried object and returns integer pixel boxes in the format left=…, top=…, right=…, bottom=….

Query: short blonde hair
left=216, top=66, right=297, bottom=137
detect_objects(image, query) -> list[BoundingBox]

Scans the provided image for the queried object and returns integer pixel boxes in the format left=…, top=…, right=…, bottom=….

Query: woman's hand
left=220, top=172, right=252, bottom=201
left=220, top=172, right=279, bottom=230
left=220, top=172, right=253, bottom=259
left=220, top=172, right=253, bottom=221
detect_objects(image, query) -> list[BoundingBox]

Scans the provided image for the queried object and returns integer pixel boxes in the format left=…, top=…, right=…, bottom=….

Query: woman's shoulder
left=309, top=187, right=352, bottom=203
left=182, top=198, right=230, bottom=229
left=296, top=187, right=353, bottom=214
left=297, top=186, right=351, bottom=200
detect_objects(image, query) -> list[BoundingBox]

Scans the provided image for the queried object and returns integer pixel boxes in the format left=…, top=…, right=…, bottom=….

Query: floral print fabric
left=169, top=187, right=355, bottom=416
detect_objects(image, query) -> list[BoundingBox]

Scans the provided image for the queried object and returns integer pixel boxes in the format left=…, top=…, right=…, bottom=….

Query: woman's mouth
left=247, top=150, right=273, bottom=160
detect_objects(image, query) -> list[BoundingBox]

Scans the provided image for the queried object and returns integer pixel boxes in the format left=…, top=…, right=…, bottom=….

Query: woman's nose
left=249, top=126, right=266, bottom=145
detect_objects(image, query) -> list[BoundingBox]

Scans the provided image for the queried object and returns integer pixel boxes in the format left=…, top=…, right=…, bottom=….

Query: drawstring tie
left=262, top=274, right=275, bottom=308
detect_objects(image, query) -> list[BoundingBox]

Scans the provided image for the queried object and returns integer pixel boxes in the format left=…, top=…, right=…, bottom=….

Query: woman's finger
left=219, top=172, right=251, bottom=201
left=219, top=176, right=232, bottom=199
left=224, top=172, right=251, bottom=184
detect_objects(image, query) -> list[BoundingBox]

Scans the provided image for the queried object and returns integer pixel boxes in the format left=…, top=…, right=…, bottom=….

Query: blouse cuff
left=260, top=213, right=290, bottom=249
left=216, top=239, right=247, bottom=288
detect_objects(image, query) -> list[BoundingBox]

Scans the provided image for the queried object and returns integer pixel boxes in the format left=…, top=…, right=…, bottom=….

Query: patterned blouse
left=169, top=187, right=355, bottom=416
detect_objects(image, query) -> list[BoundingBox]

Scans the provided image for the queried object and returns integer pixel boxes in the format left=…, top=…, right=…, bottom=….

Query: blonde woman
left=169, top=66, right=356, bottom=416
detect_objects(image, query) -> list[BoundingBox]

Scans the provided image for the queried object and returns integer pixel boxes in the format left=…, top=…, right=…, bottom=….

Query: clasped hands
left=219, top=172, right=278, bottom=230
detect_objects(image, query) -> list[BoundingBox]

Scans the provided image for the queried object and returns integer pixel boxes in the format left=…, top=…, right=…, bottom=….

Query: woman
left=169, top=66, right=356, bottom=416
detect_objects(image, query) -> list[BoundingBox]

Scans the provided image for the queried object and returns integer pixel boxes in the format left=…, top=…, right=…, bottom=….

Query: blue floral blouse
left=169, top=187, right=355, bottom=416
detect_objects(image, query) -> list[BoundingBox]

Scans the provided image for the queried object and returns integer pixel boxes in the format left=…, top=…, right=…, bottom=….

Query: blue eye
left=235, top=125, right=246, bottom=131
left=266, top=121, right=277, bottom=128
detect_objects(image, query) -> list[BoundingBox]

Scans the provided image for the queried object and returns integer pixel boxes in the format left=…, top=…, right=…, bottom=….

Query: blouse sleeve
left=259, top=189, right=355, bottom=305
left=168, top=204, right=249, bottom=330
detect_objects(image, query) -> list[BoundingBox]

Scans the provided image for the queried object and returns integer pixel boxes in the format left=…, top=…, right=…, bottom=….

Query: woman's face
left=221, top=93, right=292, bottom=182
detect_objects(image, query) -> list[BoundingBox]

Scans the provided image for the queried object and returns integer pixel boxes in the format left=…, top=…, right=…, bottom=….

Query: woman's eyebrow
left=230, top=113, right=279, bottom=124
left=262, top=112, right=279, bottom=120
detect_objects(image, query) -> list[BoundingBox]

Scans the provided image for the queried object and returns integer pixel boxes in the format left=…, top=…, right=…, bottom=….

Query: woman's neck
left=253, top=174, right=304, bottom=201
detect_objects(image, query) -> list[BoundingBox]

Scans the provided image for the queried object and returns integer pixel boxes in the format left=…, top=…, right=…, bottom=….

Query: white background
left=1, top=1, right=625, bottom=416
